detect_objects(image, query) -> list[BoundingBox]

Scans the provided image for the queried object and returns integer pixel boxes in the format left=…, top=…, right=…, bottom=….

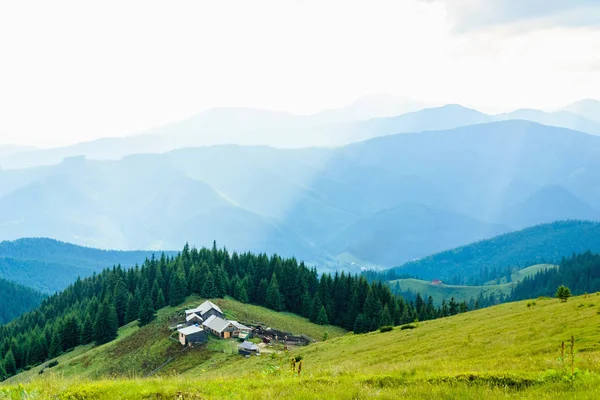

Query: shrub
left=379, top=326, right=393, bottom=333
left=556, top=285, right=572, bottom=302
left=47, top=360, right=59, bottom=369
left=400, top=324, right=416, bottom=330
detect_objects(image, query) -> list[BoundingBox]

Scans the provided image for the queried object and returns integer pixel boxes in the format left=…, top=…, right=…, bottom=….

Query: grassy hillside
left=389, top=264, right=558, bottom=304
left=3, top=296, right=344, bottom=383
left=0, top=238, right=172, bottom=292
left=383, top=220, right=600, bottom=283
left=0, top=277, right=45, bottom=324
left=3, top=294, right=600, bottom=398
left=389, top=278, right=510, bottom=304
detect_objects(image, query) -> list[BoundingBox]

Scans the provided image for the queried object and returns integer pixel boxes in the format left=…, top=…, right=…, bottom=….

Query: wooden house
left=185, top=300, right=225, bottom=320
left=177, top=325, right=208, bottom=346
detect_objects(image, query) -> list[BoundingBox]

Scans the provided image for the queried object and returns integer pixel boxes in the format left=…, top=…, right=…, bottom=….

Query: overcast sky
left=1, top=0, right=599, bottom=147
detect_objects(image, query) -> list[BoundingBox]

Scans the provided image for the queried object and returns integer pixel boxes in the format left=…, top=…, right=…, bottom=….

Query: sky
left=1, top=0, right=599, bottom=147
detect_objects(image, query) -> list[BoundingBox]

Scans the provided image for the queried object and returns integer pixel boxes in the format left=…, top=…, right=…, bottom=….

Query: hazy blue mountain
left=0, top=276, right=45, bottom=324
left=499, top=185, right=600, bottom=228
left=0, top=145, right=36, bottom=157
left=562, top=99, right=600, bottom=123
left=1, top=120, right=600, bottom=270
left=5, top=102, right=600, bottom=170
left=494, top=109, right=600, bottom=135
left=325, top=203, right=509, bottom=267
left=382, top=220, right=600, bottom=283
left=0, top=238, right=171, bottom=292
left=310, top=93, right=430, bottom=123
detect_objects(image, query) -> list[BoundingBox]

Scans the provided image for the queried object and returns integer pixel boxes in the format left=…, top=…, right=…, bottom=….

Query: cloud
left=424, top=0, right=600, bottom=32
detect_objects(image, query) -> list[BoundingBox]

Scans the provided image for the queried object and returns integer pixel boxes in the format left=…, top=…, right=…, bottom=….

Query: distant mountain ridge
left=0, top=276, right=44, bottom=324
left=3, top=100, right=600, bottom=169
left=0, top=238, right=174, bottom=292
left=1, top=120, right=600, bottom=269
left=381, top=220, right=600, bottom=283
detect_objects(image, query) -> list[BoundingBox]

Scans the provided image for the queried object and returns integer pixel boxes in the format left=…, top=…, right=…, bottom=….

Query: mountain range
left=2, top=97, right=600, bottom=170
left=1, top=119, right=600, bottom=269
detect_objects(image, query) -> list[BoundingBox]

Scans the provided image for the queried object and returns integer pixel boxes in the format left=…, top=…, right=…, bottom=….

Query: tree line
left=0, top=242, right=444, bottom=380
left=511, top=251, right=600, bottom=301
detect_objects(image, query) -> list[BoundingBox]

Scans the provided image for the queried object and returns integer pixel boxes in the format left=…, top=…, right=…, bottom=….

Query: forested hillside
left=1, top=242, right=462, bottom=380
left=511, top=251, right=600, bottom=300
left=374, top=221, right=600, bottom=284
left=0, top=238, right=173, bottom=292
left=0, top=278, right=45, bottom=325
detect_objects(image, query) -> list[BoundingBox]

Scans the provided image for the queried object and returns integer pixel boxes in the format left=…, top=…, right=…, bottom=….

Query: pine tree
left=151, top=280, right=160, bottom=307
left=138, top=295, right=156, bottom=327
left=124, top=293, right=139, bottom=324
left=449, top=297, right=459, bottom=315
left=316, top=306, right=329, bottom=325
left=26, top=335, right=44, bottom=366
left=363, top=288, right=382, bottom=331
left=169, top=267, right=187, bottom=306
left=155, top=289, right=166, bottom=309
left=556, top=285, right=572, bottom=302
left=113, top=277, right=129, bottom=326
left=94, top=301, right=118, bottom=345
left=300, top=291, right=312, bottom=318
left=81, top=315, right=94, bottom=344
left=201, top=271, right=218, bottom=298
left=61, top=317, right=81, bottom=350
left=380, top=304, right=393, bottom=327
left=256, top=278, right=268, bottom=304
left=353, top=313, right=369, bottom=334
left=48, top=327, right=62, bottom=358
left=3, top=349, right=16, bottom=376
left=265, top=273, right=284, bottom=311
left=235, top=280, right=249, bottom=303
left=310, top=294, right=323, bottom=322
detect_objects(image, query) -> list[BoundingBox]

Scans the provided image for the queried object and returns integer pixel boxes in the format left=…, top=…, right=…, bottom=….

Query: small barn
left=238, top=341, right=260, bottom=356
left=177, top=325, right=208, bottom=346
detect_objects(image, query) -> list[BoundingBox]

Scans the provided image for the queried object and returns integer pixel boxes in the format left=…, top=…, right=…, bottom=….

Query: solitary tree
left=556, top=285, right=572, bottom=302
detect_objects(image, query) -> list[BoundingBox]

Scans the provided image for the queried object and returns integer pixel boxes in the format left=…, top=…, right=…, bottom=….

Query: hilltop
left=2, top=294, right=600, bottom=398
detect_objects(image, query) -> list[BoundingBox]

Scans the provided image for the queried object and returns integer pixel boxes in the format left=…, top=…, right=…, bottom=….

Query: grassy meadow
left=2, top=293, right=600, bottom=398
left=391, top=264, right=558, bottom=304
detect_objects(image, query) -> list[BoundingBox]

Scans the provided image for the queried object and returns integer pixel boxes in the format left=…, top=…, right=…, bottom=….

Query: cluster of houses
left=176, top=300, right=258, bottom=355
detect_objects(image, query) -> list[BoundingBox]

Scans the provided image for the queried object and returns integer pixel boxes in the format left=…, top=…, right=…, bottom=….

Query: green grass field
left=2, top=293, right=600, bottom=399
left=391, top=264, right=558, bottom=304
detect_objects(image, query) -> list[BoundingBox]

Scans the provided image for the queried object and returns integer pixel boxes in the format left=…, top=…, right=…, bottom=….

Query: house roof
left=186, top=313, right=203, bottom=322
left=185, top=300, right=223, bottom=317
left=202, top=315, right=232, bottom=333
left=230, top=320, right=251, bottom=331
left=178, top=325, right=204, bottom=335
left=239, top=341, right=259, bottom=351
